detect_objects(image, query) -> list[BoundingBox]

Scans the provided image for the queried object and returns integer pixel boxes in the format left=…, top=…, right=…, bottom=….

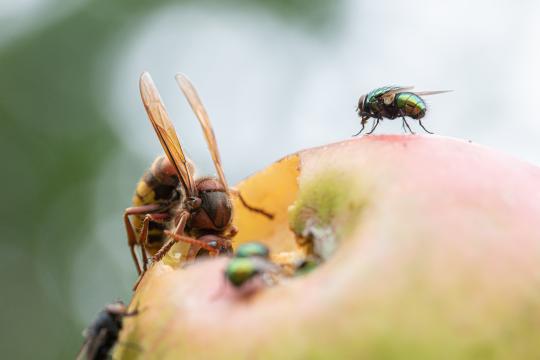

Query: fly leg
left=124, top=204, right=165, bottom=275
left=403, top=119, right=415, bottom=134
left=366, top=118, right=381, bottom=135
left=353, top=116, right=369, bottom=136
left=400, top=112, right=415, bottom=134
left=418, top=119, right=434, bottom=134
left=352, top=123, right=365, bottom=136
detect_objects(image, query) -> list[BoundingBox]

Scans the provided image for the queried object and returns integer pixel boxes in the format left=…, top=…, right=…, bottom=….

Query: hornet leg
left=174, top=233, right=222, bottom=260
left=152, top=211, right=191, bottom=263
left=133, top=211, right=190, bottom=291
left=124, top=204, right=165, bottom=275
left=131, top=212, right=170, bottom=291
left=138, top=213, right=170, bottom=271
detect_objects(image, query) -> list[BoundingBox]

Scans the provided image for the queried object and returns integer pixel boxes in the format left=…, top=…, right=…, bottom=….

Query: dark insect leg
left=402, top=117, right=415, bottom=134
left=123, top=204, right=164, bottom=275
left=124, top=309, right=139, bottom=317
left=353, top=122, right=365, bottom=136
left=232, top=190, right=274, bottom=219
left=116, top=307, right=143, bottom=349
left=418, top=119, right=434, bottom=134
left=353, top=116, right=370, bottom=136
left=366, top=118, right=380, bottom=135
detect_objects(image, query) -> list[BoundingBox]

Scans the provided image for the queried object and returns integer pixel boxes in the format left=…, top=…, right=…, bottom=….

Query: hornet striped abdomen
left=130, top=155, right=181, bottom=253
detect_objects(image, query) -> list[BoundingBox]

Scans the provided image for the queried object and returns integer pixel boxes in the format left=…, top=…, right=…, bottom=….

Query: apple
left=116, top=135, right=540, bottom=359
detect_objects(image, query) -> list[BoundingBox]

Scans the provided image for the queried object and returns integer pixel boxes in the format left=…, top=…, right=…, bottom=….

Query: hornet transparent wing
left=175, top=73, right=229, bottom=193
left=139, top=72, right=196, bottom=196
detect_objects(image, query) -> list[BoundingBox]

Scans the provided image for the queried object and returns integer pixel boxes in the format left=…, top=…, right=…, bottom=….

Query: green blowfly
left=355, top=86, right=451, bottom=135
left=234, top=242, right=270, bottom=259
left=224, top=242, right=278, bottom=291
left=225, top=257, right=275, bottom=288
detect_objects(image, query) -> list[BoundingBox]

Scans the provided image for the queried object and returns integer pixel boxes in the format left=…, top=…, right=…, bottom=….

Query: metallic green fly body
left=225, top=242, right=278, bottom=290
left=294, top=257, right=319, bottom=276
left=234, top=242, right=270, bottom=259
left=225, top=257, right=272, bottom=287
left=355, top=86, right=451, bottom=135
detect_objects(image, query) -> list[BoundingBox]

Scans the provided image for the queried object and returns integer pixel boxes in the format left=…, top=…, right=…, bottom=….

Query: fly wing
left=175, top=73, right=229, bottom=193
left=87, top=329, right=109, bottom=360
left=380, top=86, right=415, bottom=105
left=387, top=86, right=414, bottom=92
left=139, top=72, right=196, bottom=196
left=76, top=329, right=108, bottom=360
left=413, top=90, right=453, bottom=96
left=76, top=340, right=89, bottom=360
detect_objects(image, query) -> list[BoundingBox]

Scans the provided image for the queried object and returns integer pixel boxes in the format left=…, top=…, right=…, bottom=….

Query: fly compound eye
left=357, top=94, right=366, bottom=114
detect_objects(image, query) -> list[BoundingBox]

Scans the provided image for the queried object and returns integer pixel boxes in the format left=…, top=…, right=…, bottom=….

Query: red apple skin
left=117, top=135, right=540, bottom=360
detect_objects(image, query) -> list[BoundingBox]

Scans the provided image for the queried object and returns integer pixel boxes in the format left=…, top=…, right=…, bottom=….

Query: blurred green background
left=1, top=0, right=539, bottom=358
